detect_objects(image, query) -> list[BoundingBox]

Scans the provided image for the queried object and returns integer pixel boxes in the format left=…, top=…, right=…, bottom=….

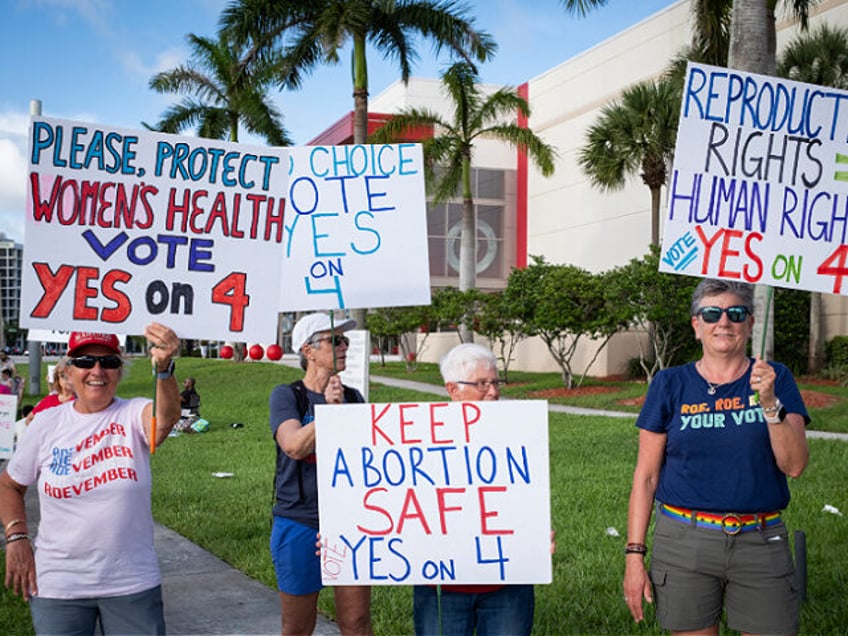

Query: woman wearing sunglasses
left=0, top=322, right=181, bottom=635
left=624, top=278, right=809, bottom=636
left=268, top=312, right=371, bottom=636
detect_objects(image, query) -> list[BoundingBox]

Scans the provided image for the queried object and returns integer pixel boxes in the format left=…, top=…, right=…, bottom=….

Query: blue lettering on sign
left=475, top=535, right=508, bottom=580
left=661, top=230, right=699, bottom=271
left=31, top=122, right=139, bottom=175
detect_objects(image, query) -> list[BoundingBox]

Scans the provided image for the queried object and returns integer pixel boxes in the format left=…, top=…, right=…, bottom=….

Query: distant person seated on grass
left=180, top=377, right=201, bottom=416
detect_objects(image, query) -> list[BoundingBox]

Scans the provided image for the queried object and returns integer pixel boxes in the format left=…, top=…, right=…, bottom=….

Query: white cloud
left=0, top=137, right=27, bottom=206
left=0, top=109, right=30, bottom=242
left=121, top=45, right=187, bottom=81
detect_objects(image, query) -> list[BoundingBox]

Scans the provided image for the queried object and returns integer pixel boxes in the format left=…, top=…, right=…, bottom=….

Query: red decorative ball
left=266, top=344, right=283, bottom=361
left=248, top=344, right=264, bottom=360
left=220, top=345, right=234, bottom=360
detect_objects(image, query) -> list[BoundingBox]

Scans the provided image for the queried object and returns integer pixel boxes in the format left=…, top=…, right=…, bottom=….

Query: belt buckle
left=721, top=513, right=743, bottom=535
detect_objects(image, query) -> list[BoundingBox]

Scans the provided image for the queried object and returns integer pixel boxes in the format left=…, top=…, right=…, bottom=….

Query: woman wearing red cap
left=0, top=322, right=181, bottom=635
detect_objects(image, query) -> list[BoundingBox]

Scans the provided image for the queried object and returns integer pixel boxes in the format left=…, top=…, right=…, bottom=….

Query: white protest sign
left=27, top=329, right=127, bottom=348
left=0, top=394, right=19, bottom=459
left=282, top=144, right=431, bottom=311
left=338, top=329, right=370, bottom=401
left=315, top=399, right=551, bottom=586
left=20, top=116, right=288, bottom=342
left=661, top=62, right=848, bottom=295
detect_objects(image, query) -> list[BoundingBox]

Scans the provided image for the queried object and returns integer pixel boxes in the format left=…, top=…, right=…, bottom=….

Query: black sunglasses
left=69, top=355, right=123, bottom=369
left=312, top=335, right=349, bottom=347
left=696, top=305, right=750, bottom=324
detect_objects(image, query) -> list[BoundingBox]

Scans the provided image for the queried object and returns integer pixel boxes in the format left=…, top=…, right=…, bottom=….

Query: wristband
left=766, top=405, right=788, bottom=424
left=156, top=360, right=175, bottom=379
left=4, top=518, right=24, bottom=533
left=5, top=532, right=30, bottom=544
left=624, top=542, right=647, bottom=555
left=762, top=397, right=782, bottom=415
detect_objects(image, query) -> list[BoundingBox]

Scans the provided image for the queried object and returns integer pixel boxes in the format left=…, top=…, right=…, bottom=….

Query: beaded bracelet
left=624, top=542, right=647, bottom=555
left=5, top=532, right=31, bottom=544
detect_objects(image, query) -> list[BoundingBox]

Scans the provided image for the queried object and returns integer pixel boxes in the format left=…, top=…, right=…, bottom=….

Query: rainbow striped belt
left=659, top=503, right=781, bottom=535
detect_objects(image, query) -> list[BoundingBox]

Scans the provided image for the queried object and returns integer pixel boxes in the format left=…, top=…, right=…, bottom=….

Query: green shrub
left=825, top=335, right=848, bottom=367
left=774, top=288, right=810, bottom=374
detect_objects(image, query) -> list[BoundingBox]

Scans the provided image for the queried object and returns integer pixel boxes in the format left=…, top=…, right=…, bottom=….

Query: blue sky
left=0, top=0, right=678, bottom=243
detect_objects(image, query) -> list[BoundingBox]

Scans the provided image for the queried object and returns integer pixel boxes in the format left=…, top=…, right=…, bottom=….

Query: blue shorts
left=30, top=585, right=165, bottom=635
left=270, top=515, right=322, bottom=595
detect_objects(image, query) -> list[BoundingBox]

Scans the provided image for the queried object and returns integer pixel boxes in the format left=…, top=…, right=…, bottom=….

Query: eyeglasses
left=456, top=379, right=504, bottom=391
left=311, top=335, right=349, bottom=348
left=696, top=305, right=750, bottom=323
left=68, top=355, right=123, bottom=369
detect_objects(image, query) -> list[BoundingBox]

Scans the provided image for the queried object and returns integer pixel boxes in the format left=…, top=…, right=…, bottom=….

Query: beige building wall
left=371, top=0, right=848, bottom=374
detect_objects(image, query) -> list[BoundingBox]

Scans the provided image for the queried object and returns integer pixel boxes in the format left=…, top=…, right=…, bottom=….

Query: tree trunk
left=458, top=157, right=475, bottom=342
left=728, top=0, right=776, bottom=360
left=808, top=292, right=824, bottom=372
left=650, top=186, right=661, bottom=247
left=350, top=34, right=370, bottom=331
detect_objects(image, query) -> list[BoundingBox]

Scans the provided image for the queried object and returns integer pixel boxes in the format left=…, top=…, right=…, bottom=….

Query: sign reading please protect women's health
left=315, top=399, right=552, bottom=585
left=660, top=62, right=848, bottom=295
left=19, top=116, right=430, bottom=341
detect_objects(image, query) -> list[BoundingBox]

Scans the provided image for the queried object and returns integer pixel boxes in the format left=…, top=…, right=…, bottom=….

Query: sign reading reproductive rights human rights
left=21, top=116, right=288, bottom=342
left=660, top=62, right=848, bottom=295
left=314, top=399, right=551, bottom=586
left=282, top=143, right=431, bottom=311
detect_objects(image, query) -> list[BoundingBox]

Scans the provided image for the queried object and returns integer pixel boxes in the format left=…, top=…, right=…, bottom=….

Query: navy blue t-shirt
left=269, top=382, right=364, bottom=528
left=636, top=359, right=809, bottom=513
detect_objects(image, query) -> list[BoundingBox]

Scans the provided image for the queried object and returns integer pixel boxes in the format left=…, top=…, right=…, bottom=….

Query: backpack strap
left=289, top=379, right=310, bottom=420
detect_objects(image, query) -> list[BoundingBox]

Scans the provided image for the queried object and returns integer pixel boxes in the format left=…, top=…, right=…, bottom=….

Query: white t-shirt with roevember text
left=7, top=397, right=160, bottom=599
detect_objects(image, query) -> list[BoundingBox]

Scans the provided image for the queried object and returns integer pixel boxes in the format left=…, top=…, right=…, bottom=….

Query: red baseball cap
left=67, top=332, right=121, bottom=357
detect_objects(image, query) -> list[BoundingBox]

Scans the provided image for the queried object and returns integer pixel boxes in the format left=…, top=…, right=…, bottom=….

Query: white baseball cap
left=290, top=313, right=357, bottom=353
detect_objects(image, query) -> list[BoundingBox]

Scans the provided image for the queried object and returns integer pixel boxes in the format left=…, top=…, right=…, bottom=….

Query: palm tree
left=147, top=32, right=290, bottom=146
left=665, top=0, right=733, bottom=88
left=778, top=23, right=848, bottom=372
left=778, top=23, right=848, bottom=88
left=557, top=0, right=609, bottom=16
left=370, top=61, right=555, bottom=342
left=578, top=78, right=679, bottom=247
left=221, top=1, right=495, bottom=146
left=221, top=0, right=495, bottom=325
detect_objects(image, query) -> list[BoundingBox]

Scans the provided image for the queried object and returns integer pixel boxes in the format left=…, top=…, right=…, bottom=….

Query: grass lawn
left=2, top=357, right=846, bottom=634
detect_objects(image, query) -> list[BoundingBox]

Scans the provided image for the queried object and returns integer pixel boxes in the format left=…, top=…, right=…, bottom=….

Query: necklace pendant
left=707, top=386, right=716, bottom=395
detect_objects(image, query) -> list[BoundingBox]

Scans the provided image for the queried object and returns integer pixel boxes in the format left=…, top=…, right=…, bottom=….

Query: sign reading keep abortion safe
left=660, top=62, right=848, bottom=295
left=20, top=116, right=430, bottom=341
left=314, top=399, right=552, bottom=586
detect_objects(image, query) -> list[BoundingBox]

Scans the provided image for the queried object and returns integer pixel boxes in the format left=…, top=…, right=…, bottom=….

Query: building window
left=426, top=168, right=511, bottom=285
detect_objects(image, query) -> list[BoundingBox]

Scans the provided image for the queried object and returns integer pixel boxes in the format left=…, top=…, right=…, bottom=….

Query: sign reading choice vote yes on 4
left=315, top=399, right=552, bottom=586
left=661, top=62, right=848, bottom=295
left=20, top=116, right=430, bottom=341
left=281, top=143, right=430, bottom=312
